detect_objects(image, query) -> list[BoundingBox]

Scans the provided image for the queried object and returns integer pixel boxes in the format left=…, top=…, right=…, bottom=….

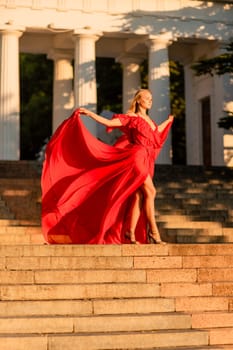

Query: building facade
left=0, top=0, right=233, bottom=165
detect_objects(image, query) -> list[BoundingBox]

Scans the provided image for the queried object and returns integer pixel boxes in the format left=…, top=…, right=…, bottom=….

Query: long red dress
left=41, top=109, right=173, bottom=244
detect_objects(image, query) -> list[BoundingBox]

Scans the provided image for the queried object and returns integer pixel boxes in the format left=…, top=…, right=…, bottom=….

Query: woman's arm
left=79, top=107, right=122, bottom=128
left=157, top=115, right=174, bottom=132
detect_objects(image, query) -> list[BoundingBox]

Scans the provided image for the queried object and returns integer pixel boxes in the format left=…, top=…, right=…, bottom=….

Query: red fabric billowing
left=41, top=109, right=173, bottom=244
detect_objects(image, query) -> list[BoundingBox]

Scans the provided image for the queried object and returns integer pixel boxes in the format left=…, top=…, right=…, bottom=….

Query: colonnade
left=0, top=27, right=176, bottom=163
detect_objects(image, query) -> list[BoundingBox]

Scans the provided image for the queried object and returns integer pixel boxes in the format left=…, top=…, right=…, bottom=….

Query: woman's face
left=138, top=91, right=153, bottom=110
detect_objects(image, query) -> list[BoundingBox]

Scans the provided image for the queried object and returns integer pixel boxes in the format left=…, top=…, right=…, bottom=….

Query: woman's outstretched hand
left=79, top=107, right=92, bottom=116
left=168, top=114, right=174, bottom=122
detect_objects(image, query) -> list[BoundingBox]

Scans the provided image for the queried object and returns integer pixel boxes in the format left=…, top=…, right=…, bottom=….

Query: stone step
left=169, top=243, right=233, bottom=256
left=0, top=160, right=40, bottom=178
left=0, top=178, right=40, bottom=185
left=175, top=192, right=233, bottom=199
left=0, top=329, right=209, bottom=350
left=1, top=266, right=233, bottom=286
left=0, top=244, right=125, bottom=257
left=158, top=214, right=192, bottom=222
left=0, top=298, right=175, bottom=317
left=2, top=311, right=233, bottom=335
left=2, top=253, right=212, bottom=271
left=208, top=327, right=233, bottom=347
left=2, top=255, right=135, bottom=270
left=175, top=235, right=225, bottom=244
left=192, top=311, right=233, bottom=329
left=0, top=269, right=147, bottom=284
left=0, top=233, right=44, bottom=244
left=222, top=229, right=233, bottom=242
left=0, top=312, right=191, bottom=334
left=0, top=178, right=41, bottom=222
left=157, top=201, right=232, bottom=211
left=163, top=221, right=223, bottom=229
left=157, top=183, right=233, bottom=191
left=0, top=219, right=24, bottom=226
left=0, top=219, right=40, bottom=226
left=0, top=279, right=218, bottom=299
left=0, top=199, right=14, bottom=219
left=173, top=227, right=233, bottom=243
left=157, top=208, right=229, bottom=218
left=165, top=228, right=227, bottom=241
left=43, top=328, right=233, bottom=349
left=0, top=295, right=229, bottom=316
left=176, top=296, right=230, bottom=312
left=0, top=211, right=14, bottom=220
left=1, top=243, right=233, bottom=257
left=0, top=283, right=162, bottom=300
left=0, top=226, right=41, bottom=234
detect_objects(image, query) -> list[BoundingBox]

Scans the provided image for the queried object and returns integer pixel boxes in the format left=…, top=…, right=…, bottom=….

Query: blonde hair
left=127, top=89, right=151, bottom=114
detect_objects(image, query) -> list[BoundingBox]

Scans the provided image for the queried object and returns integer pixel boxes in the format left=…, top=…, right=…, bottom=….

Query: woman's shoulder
left=113, top=113, right=137, bottom=121
left=126, top=112, right=137, bottom=117
left=111, top=113, right=138, bottom=129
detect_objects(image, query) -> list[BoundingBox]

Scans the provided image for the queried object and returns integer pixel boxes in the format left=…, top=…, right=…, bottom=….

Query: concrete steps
left=0, top=331, right=209, bottom=350
left=154, top=165, right=233, bottom=243
left=0, top=244, right=233, bottom=349
left=0, top=177, right=41, bottom=225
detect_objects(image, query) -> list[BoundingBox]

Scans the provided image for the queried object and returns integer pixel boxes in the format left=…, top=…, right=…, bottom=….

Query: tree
left=20, top=53, right=53, bottom=160
left=192, top=41, right=233, bottom=129
left=96, top=57, right=122, bottom=113
left=169, top=61, right=186, bottom=164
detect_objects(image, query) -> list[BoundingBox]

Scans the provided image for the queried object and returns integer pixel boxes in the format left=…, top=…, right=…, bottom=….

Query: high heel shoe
left=124, top=232, right=140, bottom=245
left=148, top=231, right=166, bottom=245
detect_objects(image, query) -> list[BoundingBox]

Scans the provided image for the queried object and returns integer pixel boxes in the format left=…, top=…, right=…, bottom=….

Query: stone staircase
left=0, top=160, right=42, bottom=244
left=1, top=244, right=233, bottom=349
left=155, top=165, right=233, bottom=244
left=0, top=161, right=233, bottom=349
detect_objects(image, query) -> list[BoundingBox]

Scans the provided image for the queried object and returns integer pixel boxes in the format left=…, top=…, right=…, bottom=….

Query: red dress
left=41, top=109, right=173, bottom=244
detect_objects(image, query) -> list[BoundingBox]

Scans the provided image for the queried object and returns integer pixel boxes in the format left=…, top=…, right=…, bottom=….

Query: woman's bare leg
left=141, top=175, right=165, bottom=243
left=126, top=190, right=142, bottom=244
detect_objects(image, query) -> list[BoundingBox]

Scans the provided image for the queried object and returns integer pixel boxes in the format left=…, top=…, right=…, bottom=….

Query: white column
left=73, top=31, right=101, bottom=135
left=48, top=49, right=74, bottom=132
left=212, top=74, right=224, bottom=166
left=184, top=63, right=202, bottom=165
left=116, top=55, right=142, bottom=113
left=146, top=34, right=172, bottom=164
left=0, top=28, right=24, bottom=160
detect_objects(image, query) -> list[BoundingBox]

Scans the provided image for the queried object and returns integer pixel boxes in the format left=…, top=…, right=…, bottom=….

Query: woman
left=41, top=89, right=173, bottom=244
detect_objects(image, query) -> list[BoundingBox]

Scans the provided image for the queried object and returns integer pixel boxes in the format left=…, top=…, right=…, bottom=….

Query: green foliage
left=96, top=57, right=122, bottom=113
left=192, top=42, right=233, bottom=76
left=140, top=59, right=148, bottom=88
left=20, top=53, right=53, bottom=160
left=169, top=61, right=186, bottom=164
left=192, top=41, right=233, bottom=130
left=218, top=111, right=233, bottom=129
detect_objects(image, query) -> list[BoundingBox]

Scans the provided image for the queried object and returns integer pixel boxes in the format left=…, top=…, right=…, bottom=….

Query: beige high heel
left=148, top=231, right=166, bottom=245
left=124, top=232, right=140, bottom=245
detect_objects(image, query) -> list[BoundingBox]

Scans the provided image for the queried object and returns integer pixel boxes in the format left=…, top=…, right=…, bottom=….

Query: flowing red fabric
left=41, top=109, right=173, bottom=244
